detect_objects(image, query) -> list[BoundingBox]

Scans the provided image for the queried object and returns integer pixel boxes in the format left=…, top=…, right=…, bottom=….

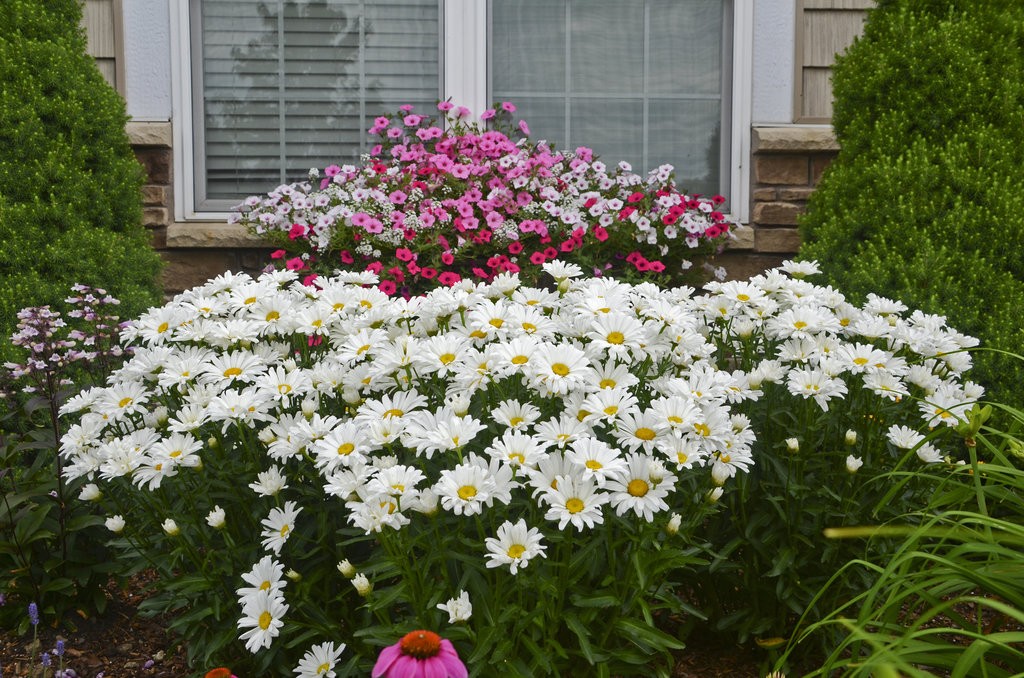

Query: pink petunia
left=288, top=223, right=307, bottom=240
left=437, top=101, right=454, bottom=112
left=518, top=119, right=530, bottom=136
left=395, top=247, right=414, bottom=262
left=480, top=109, right=496, bottom=121
left=340, top=250, right=354, bottom=264
left=379, top=280, right=397, bottom=295
left=270, top=249, right=287, bottom=260
left=285, top=257, right=306, bottom=271
left=592, top=226, right=609, bottom=242
left=438, top=271, right=461, bottom=286
left=501, top=101, right=517, bottom=113
left=420, top=267, right=437, bottom=280
left=441, top=252, right=455, bottom=265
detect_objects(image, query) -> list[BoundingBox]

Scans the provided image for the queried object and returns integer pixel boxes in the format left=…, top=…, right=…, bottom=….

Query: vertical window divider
left=277, top=2, right=287, bottom=186
left=642, top=0, right=651, bottom=172
left=563, top=1, right=572, bottom=147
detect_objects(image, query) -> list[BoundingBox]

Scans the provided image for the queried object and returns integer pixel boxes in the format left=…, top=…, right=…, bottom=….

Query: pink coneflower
left=372, top=630, right=467, bottom=678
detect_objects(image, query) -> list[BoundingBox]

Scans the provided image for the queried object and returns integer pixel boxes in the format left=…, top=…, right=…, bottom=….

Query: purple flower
left=28, top=602, right=39, bottom=626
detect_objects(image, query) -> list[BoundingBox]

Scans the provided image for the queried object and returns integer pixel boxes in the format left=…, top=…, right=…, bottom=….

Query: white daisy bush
left=58, top=260, right=982, bottom=675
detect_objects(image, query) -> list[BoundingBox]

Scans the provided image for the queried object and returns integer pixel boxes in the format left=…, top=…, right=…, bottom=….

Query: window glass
left=489, top=0, right=728, bottom=197
left=196, top=0, right=441, bottom=207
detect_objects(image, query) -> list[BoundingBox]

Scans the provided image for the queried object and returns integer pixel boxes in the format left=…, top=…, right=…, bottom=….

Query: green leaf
left=614, top=617, right=686, bottom=653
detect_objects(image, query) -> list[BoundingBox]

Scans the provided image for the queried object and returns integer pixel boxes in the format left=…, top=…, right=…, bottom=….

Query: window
left=179, top=1, right=740, bottom=217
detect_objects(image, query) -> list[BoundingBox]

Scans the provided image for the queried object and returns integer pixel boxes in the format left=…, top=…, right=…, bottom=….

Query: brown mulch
left=1, top=580, right=765, bottom=678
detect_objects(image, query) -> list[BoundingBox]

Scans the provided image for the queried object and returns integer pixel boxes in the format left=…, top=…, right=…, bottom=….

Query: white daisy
left=484, top=519, right=547, bottom=574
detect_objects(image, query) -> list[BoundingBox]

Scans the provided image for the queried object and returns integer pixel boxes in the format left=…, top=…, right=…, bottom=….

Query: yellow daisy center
left=265, top=311, right=280, bottom=321
left=383, top=408, right=405, bottom=418
left=627, top=479, right=649, bottom=497
left=511, top=355, right=528, bottom=365
left=337, top=442, right=355, bottom=456
left=566, top=497, right=585, bottom=514
left=156, top=322, right=169, bottom=333
left=507, top=544, right=526, bottom=559
left=551, top=362, right=570, bottom=377
left=258, top=611, right=273, bottom=630
left=223, top=367, right=242, bottom=377
left=439, top=353, right=456, bottom=365
left=606, top=331, right=625, bottom=345
left=693, top=422, right=711, bottom=437
left=457, top=485, right=477, bottom=501
left=793, top=321, right=808, bottom=330
left=599, top=378, right=617, bottom=389
left=635, top=427, right=656, bottom=441
left=509, top=416, right=524, bottom=426
left=118, top=397, right=133, bottom=408
left=489, top=318, right=504, bottom=328
left=585, top=460, right=603, bottom=470
left=259, top=580, right=271, bottom=591
left=521, top=322, right=537, bottom=332
left=853, top=357, right=869, bottom=366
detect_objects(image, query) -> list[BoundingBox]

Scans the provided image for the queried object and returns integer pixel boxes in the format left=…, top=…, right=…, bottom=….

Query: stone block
left=142, top=185, right=168, bottom=206
left=752, top=126, right=839, bottom=154
left=777, top=187, right=817, bottom=202
left=725, top=224, right=755, bottom=250
left=150, top=227, right=167, bottom=250
left=755, top=227, right=802, bottom=254
left=752, top=187, right=776, bottom=201
left=812, top=156, right=835, bottom=185
left=714, top=251, right=787, bottom=281
left=752, top=202, right=803, bottom=226
left=161, top=250, right=240, bottom=295
left=143, top=207, right=168, bottom=228
left=754, top=155, right=809, bottom=185
left=134, top=147, right=171, bottom=184
left=167, top=222, right=270, bottom=248
left=126, top=121, right=172, bottom=148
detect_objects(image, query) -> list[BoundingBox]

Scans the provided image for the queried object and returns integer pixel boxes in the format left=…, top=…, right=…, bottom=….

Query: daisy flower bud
left=352, top=573, right=373, bottom=597
left=665, top=513, right=682, bottom=535
left=785, top=438, right=800, bottom=453
left=337, top=559, right=356, bottom=578
left=705, top=487, right=724, bottom=504
left=206, top=505, right=226, bottom=529
left=845, top=429, right=858, bottom=446
left=105, top=515, right=126, bottom=533
left=162, top=518, right=180, bottom=536
left=845, top=455, right=864, bottom=474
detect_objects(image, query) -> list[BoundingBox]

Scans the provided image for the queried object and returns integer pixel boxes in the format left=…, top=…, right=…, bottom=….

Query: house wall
left=83, top=1, right=873, bottom=292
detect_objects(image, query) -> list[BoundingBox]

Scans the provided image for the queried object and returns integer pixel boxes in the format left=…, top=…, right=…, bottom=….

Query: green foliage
left=0, top=0, right=162, bottom=364
left=778, top=395, right=1024, bottom=677
left=799, top=0, right=1024, bottom=406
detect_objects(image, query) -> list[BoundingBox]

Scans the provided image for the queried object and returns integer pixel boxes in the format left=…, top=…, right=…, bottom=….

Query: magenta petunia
left=372, top=630, right=467, bottom=678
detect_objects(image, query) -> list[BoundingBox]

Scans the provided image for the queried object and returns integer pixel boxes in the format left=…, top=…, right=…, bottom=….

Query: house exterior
left=82, top=0, right=872, bottom=293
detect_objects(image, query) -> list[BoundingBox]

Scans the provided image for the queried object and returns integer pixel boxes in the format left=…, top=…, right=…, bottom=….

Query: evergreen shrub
left=799, top=0, right=1024, bottom=406
left=0, top=0, right=162, bottom=363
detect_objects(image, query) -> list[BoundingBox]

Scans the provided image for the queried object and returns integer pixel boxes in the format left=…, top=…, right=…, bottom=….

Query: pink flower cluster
left=232, top=102, right=733, bottom=294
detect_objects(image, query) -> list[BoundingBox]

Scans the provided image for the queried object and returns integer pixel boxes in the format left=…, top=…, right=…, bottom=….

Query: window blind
left=195, top=0, right=441, bottom=208
left=489, top=0, right=729, bottom=198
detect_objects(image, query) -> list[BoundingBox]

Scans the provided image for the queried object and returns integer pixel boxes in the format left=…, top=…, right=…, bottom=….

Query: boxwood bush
left=799, top=0, right=1024, bottom=407
left=0, top=0, right=161, bottom=363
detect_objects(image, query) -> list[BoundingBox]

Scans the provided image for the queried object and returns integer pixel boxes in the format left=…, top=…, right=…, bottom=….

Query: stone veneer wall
left=718, top=125, right=840, bottom=279
left=128, top=123, right=841, bottom=292
left=127, top=122, right=273, bottom=297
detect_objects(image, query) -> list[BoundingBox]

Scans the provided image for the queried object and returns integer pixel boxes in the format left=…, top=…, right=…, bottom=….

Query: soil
left=0, top=580, right=764, bottom=678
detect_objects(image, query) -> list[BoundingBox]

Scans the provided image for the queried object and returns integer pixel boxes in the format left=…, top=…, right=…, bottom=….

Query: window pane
left=489, top=0, right=728, bottom=195
left=197, top=0, right=441, bottom=205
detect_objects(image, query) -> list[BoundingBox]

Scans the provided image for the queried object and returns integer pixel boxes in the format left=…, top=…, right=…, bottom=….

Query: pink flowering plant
left=231, top=102, right=733, bottom=294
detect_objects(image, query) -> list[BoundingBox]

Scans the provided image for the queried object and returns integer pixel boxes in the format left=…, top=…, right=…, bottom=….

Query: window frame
left=171, top=0, right=752, bottom=223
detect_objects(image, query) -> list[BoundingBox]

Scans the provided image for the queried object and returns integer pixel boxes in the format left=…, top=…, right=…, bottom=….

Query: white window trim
left=171, top=1, right=753, bottom=224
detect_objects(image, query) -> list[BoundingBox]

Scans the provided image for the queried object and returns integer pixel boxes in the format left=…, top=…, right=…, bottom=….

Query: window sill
left=166, top=221, right=270, bottom=249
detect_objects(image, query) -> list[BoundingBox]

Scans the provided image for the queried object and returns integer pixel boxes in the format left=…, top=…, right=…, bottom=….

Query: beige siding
left=80, top=0, right=124, bottom=93
left=795, top=1, right=873, bottom=121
